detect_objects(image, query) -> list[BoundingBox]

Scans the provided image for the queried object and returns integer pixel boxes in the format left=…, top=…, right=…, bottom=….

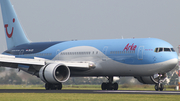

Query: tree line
left=0, top=67, right=178, bottom=85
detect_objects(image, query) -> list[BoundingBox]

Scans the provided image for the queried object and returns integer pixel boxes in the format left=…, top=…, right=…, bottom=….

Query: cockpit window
left=155, top=48, right=158, bottom=52
left=171, top=48, right=175, bottom=52
left=159, top=48, right=163, bottom=52
left=164, top=48, right=170, bottom=52
left=154, top=47, right=175, bottom=53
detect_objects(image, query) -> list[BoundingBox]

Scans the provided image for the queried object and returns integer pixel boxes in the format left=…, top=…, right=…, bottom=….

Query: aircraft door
left=138, top=46, right=144, bottom=60
left=102, top=46, right=108, bottom=61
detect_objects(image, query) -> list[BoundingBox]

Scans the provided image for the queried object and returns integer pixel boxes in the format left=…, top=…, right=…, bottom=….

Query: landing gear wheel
left=154, top=73, right=165, bottom=91
left=113, top=82, right=118, bottom=90
left=101, top=83, right=107, bottom=90
left=45, top=83, right=62, bottom=90
left=154, top=84, right=164, bottom=91
left=154, top=84, right=159, bottom=91
left=101, top=76, right=119, bottom=90
left=57, top=83, right=62, bottom=90
left=107, top=83, right=112, bottom=90
left=45, top=83, right=50, bottom=90
left=159, top=84, right=164, bottom=91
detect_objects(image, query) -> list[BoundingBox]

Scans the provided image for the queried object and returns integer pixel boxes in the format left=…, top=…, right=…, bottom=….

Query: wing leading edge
left=0, top=54, right=95, bottom=70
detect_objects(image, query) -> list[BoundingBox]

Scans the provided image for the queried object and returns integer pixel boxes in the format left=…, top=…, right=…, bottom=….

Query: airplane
left=0, top=0, right=178, bottom=91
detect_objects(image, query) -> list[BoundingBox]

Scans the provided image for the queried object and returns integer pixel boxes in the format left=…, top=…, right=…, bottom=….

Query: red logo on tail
left=4, top=18, right=15, bottom=38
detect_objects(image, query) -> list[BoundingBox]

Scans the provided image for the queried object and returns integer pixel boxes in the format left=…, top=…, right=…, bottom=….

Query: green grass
left=0, top=85, right=44, bottom=89
left=0, top=93, right=180, bottom=101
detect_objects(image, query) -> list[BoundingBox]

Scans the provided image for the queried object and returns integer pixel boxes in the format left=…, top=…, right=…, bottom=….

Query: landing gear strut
left=45, top=83, right=62, bottom=90
left=101, top=76, right=118, bottom=90
left=154, top=74, right=164, bottom=91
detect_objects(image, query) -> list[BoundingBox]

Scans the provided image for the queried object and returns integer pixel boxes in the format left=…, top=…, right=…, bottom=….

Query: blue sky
left=0, top=0, right=180, bottom=53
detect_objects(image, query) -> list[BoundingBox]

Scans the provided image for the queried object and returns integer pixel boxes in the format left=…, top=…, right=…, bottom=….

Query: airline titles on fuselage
left=123, top=43, right=137, bottom=51
left=26, top=49, right=34, bottom=52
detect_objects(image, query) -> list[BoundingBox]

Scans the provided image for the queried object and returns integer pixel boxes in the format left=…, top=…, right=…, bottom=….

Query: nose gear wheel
left=154, top=74, right=164, bottom=91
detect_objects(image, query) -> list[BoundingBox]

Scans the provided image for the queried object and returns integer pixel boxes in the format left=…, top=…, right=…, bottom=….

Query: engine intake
left=39, top=63, right=70, bottom=84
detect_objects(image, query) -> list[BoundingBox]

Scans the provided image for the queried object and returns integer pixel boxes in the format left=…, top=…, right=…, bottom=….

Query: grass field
left=0, top=93, right=180, bottom=101
left=0, top=84, right=180, bottom=101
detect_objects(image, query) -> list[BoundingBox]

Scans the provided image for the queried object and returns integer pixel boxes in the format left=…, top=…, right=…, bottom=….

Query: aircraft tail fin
left=0, top=0, right=30, bottom=50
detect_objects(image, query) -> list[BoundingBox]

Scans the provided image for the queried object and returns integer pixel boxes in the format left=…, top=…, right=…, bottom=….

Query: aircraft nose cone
left=165, top=58, right=178, bottom=71
left=172, top=58, right=178, bottom=66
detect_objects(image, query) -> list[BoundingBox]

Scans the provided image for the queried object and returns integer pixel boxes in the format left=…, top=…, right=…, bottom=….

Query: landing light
left=89, top=63, right=96, bottom=69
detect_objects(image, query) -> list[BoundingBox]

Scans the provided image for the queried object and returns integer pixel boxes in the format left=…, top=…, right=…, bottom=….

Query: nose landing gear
left=154, top=74, right=164, bottom=91
left=155, top=83, right=164, bottom=91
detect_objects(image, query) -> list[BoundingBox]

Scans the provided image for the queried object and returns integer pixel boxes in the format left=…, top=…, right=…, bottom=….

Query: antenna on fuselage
left=122, top=36, right=124, bottom=39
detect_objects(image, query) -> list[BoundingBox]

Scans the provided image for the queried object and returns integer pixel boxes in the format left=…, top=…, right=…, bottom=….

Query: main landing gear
left=45, top=83, right=62, bottom=90
left=154, top=74, right=164, bottom=91
left=101, top=76, right=118, bottom=90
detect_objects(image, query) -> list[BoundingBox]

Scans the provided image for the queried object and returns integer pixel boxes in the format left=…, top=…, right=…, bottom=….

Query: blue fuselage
left=3, top=38, right=178, bottom=76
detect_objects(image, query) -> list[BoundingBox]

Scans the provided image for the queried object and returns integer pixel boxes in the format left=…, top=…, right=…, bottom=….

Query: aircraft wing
left=0, top=54, right=95, bottom=70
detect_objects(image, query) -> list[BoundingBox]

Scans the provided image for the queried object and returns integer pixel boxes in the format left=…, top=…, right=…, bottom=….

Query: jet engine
left=39, top=63, right=70, bottom=84
left=134, top=73, right=166, bottom=84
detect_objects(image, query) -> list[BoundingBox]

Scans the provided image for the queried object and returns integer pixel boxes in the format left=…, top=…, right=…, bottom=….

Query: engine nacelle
left=134, top=73, right=166, bottom=84
left=39, top=63, right=70, bottom=84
